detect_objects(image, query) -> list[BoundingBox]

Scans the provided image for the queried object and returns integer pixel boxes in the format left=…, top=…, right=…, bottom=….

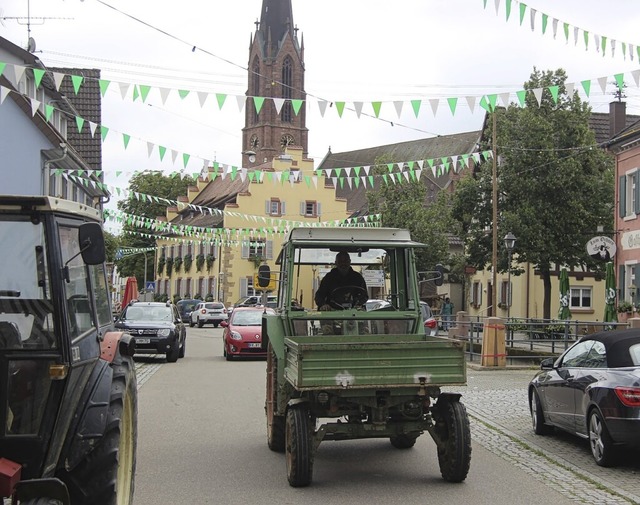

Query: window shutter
left=300, top=201, right=305, bottom=215
left=241, top=242, right=249, bottom=259
left=281, top=201, right=286, bottom=215
left=635, top=265, right=640, bottom=300
left=240, top=277, right=248, bottom=297
left=619, top=265, right=626, bottom=300
left=619, top=175, right=627, bottom=218
left=266, top=240, right=273, bottom=260
left=317, top=202, right=322, bottom=216
left=635, top=171, right=640, bottom=214
left=265, top=200, right=270, bottom=214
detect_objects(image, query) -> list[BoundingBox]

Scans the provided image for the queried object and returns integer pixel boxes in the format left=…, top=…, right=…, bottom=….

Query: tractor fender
left=100, top=331, right=135, bottom=363
left=287, top=398, right=310, bottom=408
left=435, top=392, right=462, bottom=404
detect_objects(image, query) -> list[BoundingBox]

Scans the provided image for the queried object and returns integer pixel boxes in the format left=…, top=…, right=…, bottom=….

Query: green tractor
left=260, top=227, right=470, bottom=487
left=0, top=196, right=137, bottom=504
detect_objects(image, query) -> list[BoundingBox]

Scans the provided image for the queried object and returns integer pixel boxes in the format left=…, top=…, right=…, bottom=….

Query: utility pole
left=491, top=110, right=498, bottom=317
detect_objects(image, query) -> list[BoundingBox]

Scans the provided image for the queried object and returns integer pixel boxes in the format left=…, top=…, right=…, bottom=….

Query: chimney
left=610, top=101, right=626, bottom=138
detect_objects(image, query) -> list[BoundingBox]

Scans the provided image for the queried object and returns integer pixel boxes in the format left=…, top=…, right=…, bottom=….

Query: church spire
left=259, top=0, right=295, bottom=48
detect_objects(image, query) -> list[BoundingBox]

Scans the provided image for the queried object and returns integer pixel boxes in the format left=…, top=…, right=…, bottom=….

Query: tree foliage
left=115, top=171, right=194, bottom=285
left=451, top=68, right=614, bottom=318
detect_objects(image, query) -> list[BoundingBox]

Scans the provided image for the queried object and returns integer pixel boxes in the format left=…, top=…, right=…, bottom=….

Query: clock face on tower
left=280, top=134, right=295, bottom=149
left=249, top=134, right=259, bottom=149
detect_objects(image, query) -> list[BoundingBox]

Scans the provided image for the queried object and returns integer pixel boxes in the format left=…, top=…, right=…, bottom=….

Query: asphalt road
left=130, top=327, right=587, bottom=505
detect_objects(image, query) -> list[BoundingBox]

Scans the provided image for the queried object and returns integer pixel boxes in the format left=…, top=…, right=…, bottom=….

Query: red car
left=221, top=307, right=275, bottom=360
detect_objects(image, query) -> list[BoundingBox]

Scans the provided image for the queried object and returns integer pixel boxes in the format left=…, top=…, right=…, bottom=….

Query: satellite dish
left=27, top=36, right=36, bottom=53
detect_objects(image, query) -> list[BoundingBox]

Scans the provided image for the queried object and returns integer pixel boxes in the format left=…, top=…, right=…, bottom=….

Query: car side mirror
left=540, top=357, right=555, bottom=370
left=220, top=321, right=229, bottom=328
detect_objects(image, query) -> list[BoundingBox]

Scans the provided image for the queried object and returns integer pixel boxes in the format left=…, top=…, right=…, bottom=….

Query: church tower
left=242, top=0, right=308, bottom=167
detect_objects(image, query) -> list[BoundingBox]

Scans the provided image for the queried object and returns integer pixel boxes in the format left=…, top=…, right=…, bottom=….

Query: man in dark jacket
left=315, top=251, right=367, bottom=311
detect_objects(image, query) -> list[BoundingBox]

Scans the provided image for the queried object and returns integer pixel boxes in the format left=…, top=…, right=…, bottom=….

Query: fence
left=452, top=314, right=632, bottom=366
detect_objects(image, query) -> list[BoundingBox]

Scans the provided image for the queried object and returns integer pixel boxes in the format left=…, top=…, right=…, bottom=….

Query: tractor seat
left=0, top=321, right=22, bottom=349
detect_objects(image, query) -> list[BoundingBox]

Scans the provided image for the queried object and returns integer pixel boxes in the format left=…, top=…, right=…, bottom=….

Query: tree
left=451, top=68, right=614, bottom=319
left=115, top=171, right=194, bottom=286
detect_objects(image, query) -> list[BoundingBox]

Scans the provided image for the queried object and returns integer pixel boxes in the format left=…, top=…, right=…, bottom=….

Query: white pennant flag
left=530, top=8, right=536, bottom=31
left=53, top=72, right=65, bottom=91
left=597, top=76, right=608, bottom=94
left=346, top=177, right=352, bottom=189
left=632, top=69, right=640, bottom=87
left=29, top=98, right=40, bottom=116
left=429, top=98, right=439, bottom=116
left=630, top=44, right=635, bottom=61
left=312, top=176, right=318, bottom=189
left=12, top=65, right=26, bottom=85
left=89, top=121, right=98, bottom=137
left=363, top=165, right=371, bottom=176
left=0, top=85, right=10, bottom=105
left=393, top=100, right=403, bottom=118
left=197, top=92, right=208, bottom=107
left=317, top=100, right=328, bottom=117
left=466, top=95, right=476, bottom=113
left=415, top=169, right=422, bottom=180
left=119, top=82, right=130, bottom=100
left=494, top=0, right=500, bottom=15
left=552, top=18, right=559, bottom=39
left=594, top=34, right=600, bottom=53
left=573, top=27, right=579, bottom=46
left=272, top=98, right=284, bottom=115
left=331, top=177, right=338, bottom=187
left=353, top=101, right=363, bottom=118
left=532, top=88, right=543, bottom=106
left=499, top=92, right=510, bottom=107
left=236, top=95, right=246, bottom=112
left=611, top=40, right=616, bottom=58
left=147, top=142, right=154, bottom=158
left=565, top=82, right=575, bottom=97
left=171, top=150, right=179, bottom=164
left=159, top=87, right=171, bottom=105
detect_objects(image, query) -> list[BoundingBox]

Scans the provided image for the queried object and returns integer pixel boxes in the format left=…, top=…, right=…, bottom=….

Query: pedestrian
left=441, top=297, right=454, bottom=330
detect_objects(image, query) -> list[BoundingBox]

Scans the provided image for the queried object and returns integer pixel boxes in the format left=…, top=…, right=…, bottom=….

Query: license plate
left=136, top=338, right=151, bottom=344
left=248, top=343, right=261, bottom=348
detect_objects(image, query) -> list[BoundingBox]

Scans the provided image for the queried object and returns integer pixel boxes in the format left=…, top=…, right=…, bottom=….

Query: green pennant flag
left=54, top=169, right=64, bottom=176
left=583, top=31, right=589, bottom=50
left=291, top=99, right=303, bottom=115
left=339, top=177, right=345, bottom=189
left=614, top=73, right=625, bottom=91
left=231, top=166, right=238, bottom=180
left=71, top=74, right=83, bottom=95
left=75, top=116, right=85, bottom=133
left=601, top=36, right=607, bottom=55
left=505, top=0, right=512, bottom=21
left=209, top=171, right=218, bottom=181
left=479, top=96, right=490, bottom=112
left=483, top=0, right=488, bottom=8
left=411, top=99, right=421, bottom=118
left=216, top=93, right=227, bottom=109
left=548, top=85, right=559, bottom=104
left=622, top=42, right=627, bottom=59
left=100, top=126, right=109, bottom=142
left=266, top=172, right=273, bottom=183
left=116, top=171, right=122, bottom=178
left=519, top=3, right=527, bottom=25
left=516, top=89, right=527, bottom=107
left=304, top=175, right=311, bottom=188
left=182, top=154, right=190, bottom=168
left=371, top=101, right=382, bottom=118
left=335, top=101, right=345, bottom=117
left=353, top=166, right=361, bottom=177
left=158, top=146, right=167, bottom=161
left=122, top=134, right=131, bottom=149
left=387, top=163, right=394, bottom=172
left=354, top=177, right=360, bottom=188
left=427, top=158, right=434, bottom=168
left=581, top=80, right=591, bottom=97
left=45, top=104, right=54, bottom=122
left=0, top=62, right=5, bottom=77
left=32, top=68, right=45, bottom=88
left=542, top=14, right=548, bottom=34
left=248, top=171, right=255, bottom=182
left=563, top=22, right=569, bottom=42
left=253, top=96, right=265, bottom=114
left=99, top=79, right=110, bottom=97
left=447, top=97, right=458, bottom=115
left=368, top=175, right=374, bottom=187
left=487, top=94, right=498, bottom=111
left=132, top=85, right=139, bottom=102
left=139, top=85, right=151, bottom=103
left=178, top=90, right=190, bottom=99
left=335, top=168, right=342, bottom=178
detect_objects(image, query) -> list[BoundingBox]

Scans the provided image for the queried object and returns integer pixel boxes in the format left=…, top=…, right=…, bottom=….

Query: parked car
left=191, top=301, right=228, bottom=328
left=221, top=307, right=275, bottom=360
left=176, top=298, right=200, bottom=323
left=420, top=301, right=439, bottom=336
left=529, top=329, right=640, bottom=467
left=114, top=301, right=186, bottom=362
left=229, top=295, right=277, bottom=313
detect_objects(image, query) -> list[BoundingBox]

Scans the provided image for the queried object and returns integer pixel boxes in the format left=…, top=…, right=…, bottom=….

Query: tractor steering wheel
left=327, top=286, right=368, bottom=310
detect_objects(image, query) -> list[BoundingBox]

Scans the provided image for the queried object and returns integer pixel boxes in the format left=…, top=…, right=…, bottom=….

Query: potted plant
left=206, top=254, right=215, bottom=272
left=205, top=293, right=214, bottom=302
left=196, top=253, right=205, bottom=272
left=174, top=256, right=183, bottom=272
left=165, top=257, right=174, bottom=276
left=617, top=300, right=634, bottom=314
left=183, top=254, right=193, bottom=272
left=157, top=256, right=165, bottom=275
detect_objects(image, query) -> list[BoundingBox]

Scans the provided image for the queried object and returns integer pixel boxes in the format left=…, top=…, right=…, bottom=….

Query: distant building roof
left=589, top=111, right=640, bottom=145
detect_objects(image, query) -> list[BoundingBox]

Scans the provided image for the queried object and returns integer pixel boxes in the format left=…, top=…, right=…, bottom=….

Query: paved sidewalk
left=452, top=365, right=640, bottom=505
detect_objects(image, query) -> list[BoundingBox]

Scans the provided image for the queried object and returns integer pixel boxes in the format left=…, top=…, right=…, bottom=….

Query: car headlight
left=157, top=328, right=171, bottom=337
left=230, top=331, right=242, bottom=341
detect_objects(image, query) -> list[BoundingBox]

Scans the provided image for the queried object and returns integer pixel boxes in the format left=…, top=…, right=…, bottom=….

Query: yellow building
left=154, top=147, right=353, bottom=308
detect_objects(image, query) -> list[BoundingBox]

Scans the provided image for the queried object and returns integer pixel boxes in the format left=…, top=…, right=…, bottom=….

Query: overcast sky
left=2, top=0, right=640, bottom=231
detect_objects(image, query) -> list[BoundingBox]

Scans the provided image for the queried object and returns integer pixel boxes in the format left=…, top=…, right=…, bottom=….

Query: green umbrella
left=558, top=269, right=571, bottom=320
left=603, top=262, right=618, bottom=323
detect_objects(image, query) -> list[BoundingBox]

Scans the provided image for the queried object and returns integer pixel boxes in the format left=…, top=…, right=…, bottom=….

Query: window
left=300, top=201, right=321, bottom=218
left=241, top=240, right=273, bottom=259
left=499, top=280, right=511, bottom=307
left=281, top=56, right=293, bottom=123
left=240, top=276, right=255, bottom=297
left=561, top=341, right=595, bottom=368
left=185, top=278, right=192, bottom=296
left=619, top=264, right=640, bottom=302
left=266, top=199, right=285, bottom=216
left=175, top=278, right=182, bottom=296
left=198, top=277, right=205, bottom=298
left=89, top=264, right=112, bottom=328
left=472, top=281, right=483, bottom=307
left=619, top=170, right=640, bottom=218
left=570, top=287, right=592, bottom=309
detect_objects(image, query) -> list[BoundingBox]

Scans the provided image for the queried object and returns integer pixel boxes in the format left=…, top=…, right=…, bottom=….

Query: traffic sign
left=145, top=281, right=156, bottom=291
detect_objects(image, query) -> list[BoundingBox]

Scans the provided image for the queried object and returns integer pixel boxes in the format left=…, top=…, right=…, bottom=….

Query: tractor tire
left=266, top=346, right=285, bottom=452
left=61, top=354, right=137, bottom=505
left=21, top=500, right=60, bottom=504
left=390, top=434, right=418, bottom=449
left=285, top=405, right=313, bottom=487
left=434, top=399, right=471, bottom=483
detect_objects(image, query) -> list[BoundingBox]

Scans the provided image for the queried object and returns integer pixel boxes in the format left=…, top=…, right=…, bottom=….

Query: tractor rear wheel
left=434, top=399, right=471, bottom=483
left=62, top=354, right=137, bottom=505
left=266, top=346, right=285, bottom=452
left=285, top=405, right=313, bottom=487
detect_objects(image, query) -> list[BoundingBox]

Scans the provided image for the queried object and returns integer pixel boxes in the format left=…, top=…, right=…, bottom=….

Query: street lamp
left=503, top=232, right=516, bottom=319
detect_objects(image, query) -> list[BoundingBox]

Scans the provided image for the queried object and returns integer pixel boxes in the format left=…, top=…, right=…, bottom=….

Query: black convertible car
left=529, top=329, right=640, bottom=466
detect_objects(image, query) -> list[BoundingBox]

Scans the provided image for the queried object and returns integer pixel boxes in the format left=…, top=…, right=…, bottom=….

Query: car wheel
left=286, top=405, right=313, bottom=487
left=434, top=399, right=471, bottom=483
left=166, top=341, right=179, bottom=363
left=530, top=389, right=553, bottom=435
left=390, top=434, right=418, bottom=449
left=189, top=320, right=195, bottom=328
left=214, top=322, right=219, bottom=328
left=266, top=345, right=285, bottom=452
left=197, top=319, right=204, bottom=328
left=179, top=337, right=186, bottom=358
left=589, top=409, right=618, bottom=467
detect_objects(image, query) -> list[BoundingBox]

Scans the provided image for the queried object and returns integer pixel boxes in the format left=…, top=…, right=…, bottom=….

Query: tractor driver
left=315, top=251, right=368, bottom=311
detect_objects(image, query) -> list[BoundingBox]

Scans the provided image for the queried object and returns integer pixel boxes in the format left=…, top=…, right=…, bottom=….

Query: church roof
left=259, top=0, right=295, bottom=47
